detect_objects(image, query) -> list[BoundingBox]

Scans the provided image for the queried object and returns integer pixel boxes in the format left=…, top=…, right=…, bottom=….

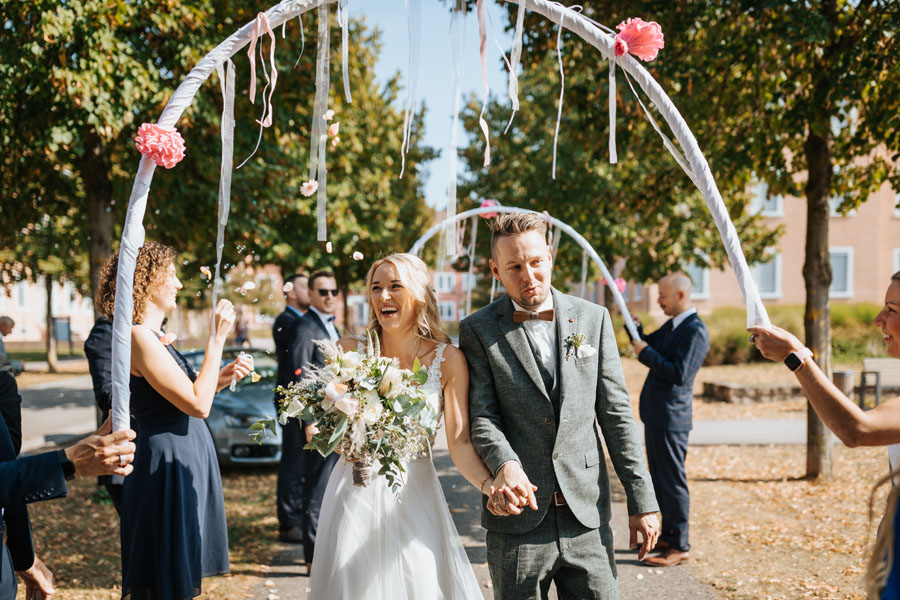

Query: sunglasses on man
left=317, top=289, right=340, bottom=297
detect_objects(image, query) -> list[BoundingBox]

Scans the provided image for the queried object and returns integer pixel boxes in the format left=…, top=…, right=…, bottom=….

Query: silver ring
left=119, top=454, right=127, bottom=466
left=749, top=334, right=757, bottom=343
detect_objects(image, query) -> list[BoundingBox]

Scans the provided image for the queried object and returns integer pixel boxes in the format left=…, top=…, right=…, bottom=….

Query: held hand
left=631, top=339, right=648, bottom=355
left=490, top=462, right=538, bottom=515
left=629, top=512, right=660, bottom=561
left=217, top=353, right=255, bottom=391
left=16, top=555, right=55, bottom=599
left=65, top=417, right=137, bottom=478
left=211, top=299, right=236, bottom=344
left=748, top=325, right=805, bottom=362
left=305, top=423, right=320, bottom=444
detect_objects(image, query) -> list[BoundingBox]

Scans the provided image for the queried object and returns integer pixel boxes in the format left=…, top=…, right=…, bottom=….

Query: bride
left=307, top=253, right=492, bottom=599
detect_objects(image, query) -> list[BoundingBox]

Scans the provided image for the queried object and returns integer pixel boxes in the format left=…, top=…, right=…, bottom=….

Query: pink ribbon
left=247, top=13, right=278, bottom=128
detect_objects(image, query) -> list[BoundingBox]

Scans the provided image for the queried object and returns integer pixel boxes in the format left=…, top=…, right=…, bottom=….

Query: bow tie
left=513, top=309, right=554, bottom=324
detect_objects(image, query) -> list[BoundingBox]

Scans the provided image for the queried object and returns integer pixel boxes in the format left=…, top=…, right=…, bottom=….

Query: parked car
left=181, top=347, right=282, bottom=466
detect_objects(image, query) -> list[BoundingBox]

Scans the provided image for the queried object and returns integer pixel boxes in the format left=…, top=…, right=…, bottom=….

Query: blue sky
left=353, top=1, right=513, bottom=209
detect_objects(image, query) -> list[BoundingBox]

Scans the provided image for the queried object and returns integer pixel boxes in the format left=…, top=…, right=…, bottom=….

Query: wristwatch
left=784, top=347, right=813, bottom=372
left=57, top=449, right=76, bottom=481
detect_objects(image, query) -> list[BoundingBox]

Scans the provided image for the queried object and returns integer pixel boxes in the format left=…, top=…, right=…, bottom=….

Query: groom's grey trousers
left=487, top=504, right=618, bottom=599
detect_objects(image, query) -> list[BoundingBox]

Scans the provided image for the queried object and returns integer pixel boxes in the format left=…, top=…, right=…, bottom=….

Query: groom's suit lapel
left=554, top=289, right=578, bottom=412
left=495, top=296, right=551, bottom=401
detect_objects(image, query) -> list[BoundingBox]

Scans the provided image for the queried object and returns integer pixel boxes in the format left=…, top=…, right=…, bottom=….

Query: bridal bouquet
left=273, top=333, right=440, bottom=491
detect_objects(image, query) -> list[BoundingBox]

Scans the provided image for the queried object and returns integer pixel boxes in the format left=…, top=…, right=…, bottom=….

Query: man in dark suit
left=291, top=270, right=341, bottom=574
left=0, top=317, right=22, bottom=456
left=274, top=272, right=310, bottom=544
left=632, top=272, right=710, bottom=567
left=0, top=416, right=136, bottom=599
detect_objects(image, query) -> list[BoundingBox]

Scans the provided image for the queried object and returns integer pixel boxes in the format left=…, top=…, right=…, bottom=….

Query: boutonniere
left=565, top=332, right=597, bottom=360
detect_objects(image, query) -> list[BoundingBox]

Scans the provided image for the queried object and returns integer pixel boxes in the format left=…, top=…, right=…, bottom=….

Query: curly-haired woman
left=96, top=241, right=252, bottom=600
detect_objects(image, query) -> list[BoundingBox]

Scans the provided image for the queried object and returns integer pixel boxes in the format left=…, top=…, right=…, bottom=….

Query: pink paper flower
left=479, top=199, right=499, bottom=219
left=601, top=277, right=628, bottom=293
left=159, top=332, right=178, bottom=346
left=328, top=122, right=340, bottom=137
left=324, top=109, right=335, bottom=121
left=614, top=18, right=664, bottom=62
left=330, top=136, right=340, bottom=148
left=300, top=180, right=318, bottom=197
left=134, top=123, right=186, bottom=169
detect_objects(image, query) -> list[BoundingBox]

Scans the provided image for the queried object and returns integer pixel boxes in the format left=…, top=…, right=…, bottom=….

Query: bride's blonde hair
left=867, top=468, right=900, bottom=598
left=364, top=253, right=450, bottom=344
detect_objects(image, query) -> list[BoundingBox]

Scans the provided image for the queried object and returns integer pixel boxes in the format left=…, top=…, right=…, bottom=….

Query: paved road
left=19, top=375, right=98, bottom=453
left=250, top=431, right=720, bottom=600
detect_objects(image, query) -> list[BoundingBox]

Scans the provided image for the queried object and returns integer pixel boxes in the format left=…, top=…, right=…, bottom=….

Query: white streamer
left=339, top=0, right=352, bottom=103
left=476, top=0, right=491, bottom=167
left=608, top=58, right=617, bottom=164
left=293, top=14, right=306, bottom=69
left=212, top=59, right=237, bottom=340
left=445, top=6, right=466, bottom=256
left=465, top=216, right=478, bottom=317
left=399, top=0, right=421, bottom=178
left=505, top=2, right=526, bottom=134
left=551, top=14, right=565, bottom=179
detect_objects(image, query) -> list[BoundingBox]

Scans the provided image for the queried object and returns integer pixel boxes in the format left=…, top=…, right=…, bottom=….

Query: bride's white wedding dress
left=307, top=343, right=483, bottom=599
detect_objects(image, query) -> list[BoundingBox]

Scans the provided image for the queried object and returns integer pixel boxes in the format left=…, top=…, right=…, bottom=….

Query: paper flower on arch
left=135, top=123, right=186, bottom=169
left=614, top=18, right=664, bottom=62
left=479, top=199, right=500, bottom=219
left=601, top=277, right=628, bottom=294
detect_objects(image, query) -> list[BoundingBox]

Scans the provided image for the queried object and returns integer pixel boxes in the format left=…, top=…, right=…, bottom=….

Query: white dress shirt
left=512, top=295, right=557, bottom=375
left=671, top=307, right=697, bottom=331
left=309, top=306, right=340, bottom=342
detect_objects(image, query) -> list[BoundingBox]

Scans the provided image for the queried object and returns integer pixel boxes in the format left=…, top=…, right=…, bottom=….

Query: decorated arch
left=110, top=0, right=771, bottom=432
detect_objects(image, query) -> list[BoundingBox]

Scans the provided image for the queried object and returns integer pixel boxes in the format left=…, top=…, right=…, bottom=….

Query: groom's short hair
left=489, top=213, right=547, bottom=257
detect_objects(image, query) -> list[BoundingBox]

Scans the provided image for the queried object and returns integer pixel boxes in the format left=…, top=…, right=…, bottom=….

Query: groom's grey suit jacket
left=460, top=288, right=658, bottom=534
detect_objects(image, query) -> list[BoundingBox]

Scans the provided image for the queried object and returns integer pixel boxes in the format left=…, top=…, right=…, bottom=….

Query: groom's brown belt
left=552, top=491, right=567, bottom=506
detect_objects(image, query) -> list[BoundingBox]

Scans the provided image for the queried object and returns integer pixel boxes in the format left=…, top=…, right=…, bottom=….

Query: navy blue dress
left=883, top=502, right=900, bottom=599
left=120, top=342, right=229, bottom=600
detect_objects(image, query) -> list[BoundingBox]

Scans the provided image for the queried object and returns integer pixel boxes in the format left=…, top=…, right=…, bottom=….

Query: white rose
left=341, top=351, right=361, bottom=370
left=379, top=366, right=405, bottom=397
left=361, top=401, right=383, bottom=425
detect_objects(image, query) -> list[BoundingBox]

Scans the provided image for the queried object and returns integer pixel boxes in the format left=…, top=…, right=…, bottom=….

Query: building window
left=752, top=253, right=782, bottom=299
left=685, top=263, right=710, bottom=300
left=829, top=247, right=854, bottom=299
left=461, top=273, right=478, bottom=292
left=438, top=301, right=456, bottom=322
left=829, top=196, right=856, bottom=217
left=15, top=281, right=27, bottom=310
left=749, top=181, right=784, bottom=217
left=434, top=272, right=454, bottom=294
left=632, top=283, right=643, bottom=302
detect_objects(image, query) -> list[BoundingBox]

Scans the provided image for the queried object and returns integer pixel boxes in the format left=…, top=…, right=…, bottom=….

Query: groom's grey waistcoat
left=460, top=288, right=658, bottom=534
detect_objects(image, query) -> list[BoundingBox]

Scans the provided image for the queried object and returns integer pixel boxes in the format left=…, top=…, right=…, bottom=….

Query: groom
left=459, top=213, right=659, bottom=599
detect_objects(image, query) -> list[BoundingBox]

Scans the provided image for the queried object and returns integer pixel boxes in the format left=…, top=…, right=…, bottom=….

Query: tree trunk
left=80, top=132, right=116, bottom=317
left=45, top=275, right=59, bottom=373
left=803, top=128, right=833, bottom=480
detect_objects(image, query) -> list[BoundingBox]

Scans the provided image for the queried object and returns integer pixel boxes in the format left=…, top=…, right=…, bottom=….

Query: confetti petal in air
left=251, top=371, right=262, bottom=383
left=200, top=265, right=212, bottom=280
left=282, top=282, right=294, bottom=293
left=326, top=241, right=333, bottom=253
left=300, top=180, right=318, bottom=197
left=324, top=109, right=335, bottom=120
left=331, top=136, right=340, bottom=148
left=479, top=199, right=500, bottom=219
left=241, top=281, right=257, bottom=292
left=352, top=251, right=364, bottom=261
left=614, top=18, right=665, bottom=62
left=294, top=367, right=303, bottom=376
left=328, top=123, right=340, bottom=137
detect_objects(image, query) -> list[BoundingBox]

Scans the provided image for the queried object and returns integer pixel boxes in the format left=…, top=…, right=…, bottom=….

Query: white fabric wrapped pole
left=608, top=58, right=617, bottom=164
left=551, top=13, right=565, bottom=180
left=313, top=2, right=331, bottom=241
left=399, top=0, right=421, bottom=178
left=445, top=6, right=466, bottom=256
left=504, top=1, right=526, bottom=134
left=339, top=0, right=352, bottom=103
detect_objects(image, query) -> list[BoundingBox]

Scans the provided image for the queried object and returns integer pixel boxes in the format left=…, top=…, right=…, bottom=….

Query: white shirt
left=512, top=295, right=557, bottom=375
left=671, top=307, right=697, bottom=331
left=309, top=306, right=339, bottom=342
